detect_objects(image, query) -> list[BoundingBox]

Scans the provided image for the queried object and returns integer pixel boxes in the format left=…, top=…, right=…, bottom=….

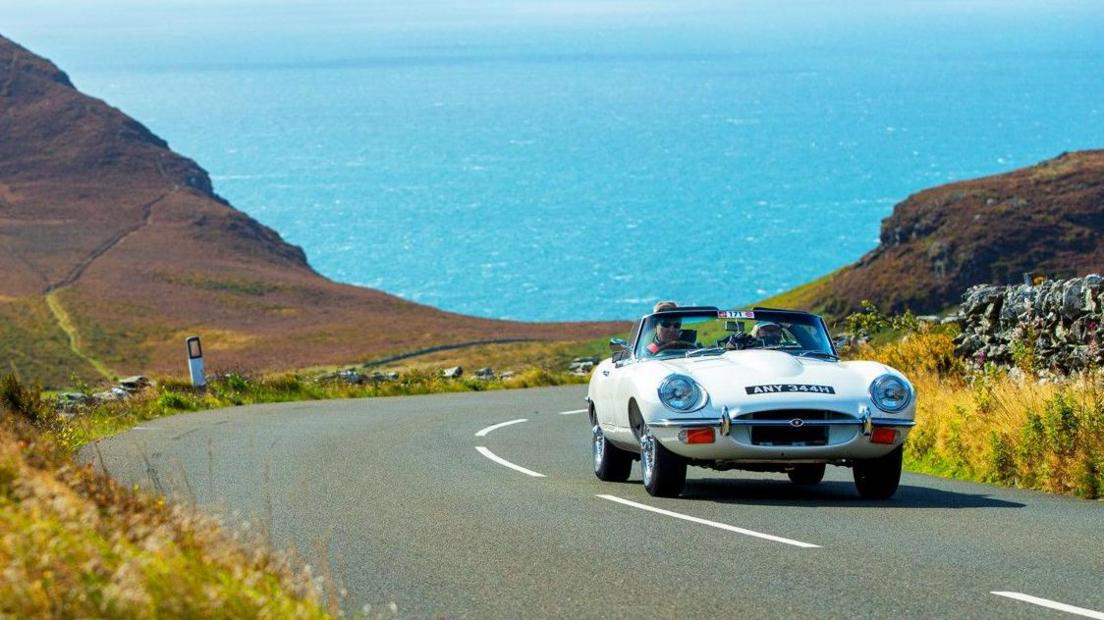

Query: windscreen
left=635, top=310, right=834, bottom=359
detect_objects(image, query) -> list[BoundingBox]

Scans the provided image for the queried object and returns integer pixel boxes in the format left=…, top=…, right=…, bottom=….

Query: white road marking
left=475, top=418, right=528, bottom=437
left=991, top=592, right=1104, bottom=618
left=557, top=408, right=588, bottom=415
left=596, top=494, right=821, bottom=549
left=475, top=446, right=546, bottom=478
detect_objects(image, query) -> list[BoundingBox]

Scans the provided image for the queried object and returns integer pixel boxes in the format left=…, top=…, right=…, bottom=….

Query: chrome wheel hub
left=640, top=428, right=656, bottom=486
left=592, top=424, right=604, bottom=472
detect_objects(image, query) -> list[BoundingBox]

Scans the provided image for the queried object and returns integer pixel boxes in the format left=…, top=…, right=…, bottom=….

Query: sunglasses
left=658, top=320, right=682, bottom=328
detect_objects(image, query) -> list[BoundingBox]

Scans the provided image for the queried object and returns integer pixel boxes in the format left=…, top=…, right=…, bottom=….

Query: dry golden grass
left=851, top=328, right=1104, bottom=499
left=0, top=416, right=332, bottom=618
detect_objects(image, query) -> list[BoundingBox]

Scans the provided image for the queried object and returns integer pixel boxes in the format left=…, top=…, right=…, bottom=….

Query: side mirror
left=609, top=338, right=627, bottom=353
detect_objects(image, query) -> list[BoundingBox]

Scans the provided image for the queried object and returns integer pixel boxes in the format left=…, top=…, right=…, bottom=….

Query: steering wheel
left=655, top=340, right=696, bottom=352
left=723, top=333, right=756, bottom=350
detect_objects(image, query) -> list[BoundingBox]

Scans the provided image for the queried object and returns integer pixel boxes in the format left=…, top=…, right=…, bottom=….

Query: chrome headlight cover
left=869, top=374, right=912, bottom=412
left=657, top=374, right=707, bottom=413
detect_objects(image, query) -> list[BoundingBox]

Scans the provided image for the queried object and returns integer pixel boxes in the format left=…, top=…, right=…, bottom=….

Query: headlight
left=658, top=374, right=706, bottom=412
left=869, top=374, right=912, bottom=412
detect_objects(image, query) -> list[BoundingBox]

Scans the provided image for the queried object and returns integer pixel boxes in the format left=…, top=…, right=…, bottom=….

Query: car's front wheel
left=787, top=464, right=826, bottom=485
left=593, top=424, right=633, bottom=482
left=640, top=426, right=686, bottom=497
left=853, top=446, right=903, bottom=499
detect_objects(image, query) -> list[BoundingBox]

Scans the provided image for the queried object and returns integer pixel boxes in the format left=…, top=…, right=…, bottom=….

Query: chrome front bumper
left=648, top=405, right=915, bottom=437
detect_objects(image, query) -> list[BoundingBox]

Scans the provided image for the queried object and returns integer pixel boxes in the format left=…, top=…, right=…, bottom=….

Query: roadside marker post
left=186, top=336, right=206, bottom=387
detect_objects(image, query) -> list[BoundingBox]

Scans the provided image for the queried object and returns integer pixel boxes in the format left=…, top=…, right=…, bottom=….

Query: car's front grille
left=742, top=410, right=847, bottom=446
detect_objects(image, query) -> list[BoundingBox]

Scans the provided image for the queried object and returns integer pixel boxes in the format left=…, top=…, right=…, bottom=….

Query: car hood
left=654, top=350, right=895, bottom=410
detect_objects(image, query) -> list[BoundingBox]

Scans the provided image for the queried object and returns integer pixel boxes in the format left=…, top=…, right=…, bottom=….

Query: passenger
left=751, top=321, right=784, bottom=347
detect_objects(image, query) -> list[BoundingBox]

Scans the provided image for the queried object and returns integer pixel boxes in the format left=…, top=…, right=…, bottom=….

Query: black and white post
left=186, top=336, right=206, bottom=387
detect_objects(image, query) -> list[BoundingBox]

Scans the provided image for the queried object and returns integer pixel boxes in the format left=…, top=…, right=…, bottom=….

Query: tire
left=593, top=423, right=633, bottom=482
left=640, top=426, right=687, bottom=497
left=853, top=446, right=903, bottom=499
left=788, top=464, right=826, bottom=485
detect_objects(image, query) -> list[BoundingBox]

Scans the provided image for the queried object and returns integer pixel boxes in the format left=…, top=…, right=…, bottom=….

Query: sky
left=6, top=1, right=1103, bottom=74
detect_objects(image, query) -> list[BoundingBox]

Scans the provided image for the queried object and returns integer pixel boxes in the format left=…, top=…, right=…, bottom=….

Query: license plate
left=745, top=384, right=835, bottom=395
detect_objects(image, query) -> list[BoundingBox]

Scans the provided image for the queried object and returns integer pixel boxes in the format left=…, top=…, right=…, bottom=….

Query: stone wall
left=954, top=275, right=1104, bottom=374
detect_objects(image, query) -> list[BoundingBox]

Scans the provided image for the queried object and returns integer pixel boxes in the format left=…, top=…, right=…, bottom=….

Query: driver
left=751, top=321, right=784, bottom=346
left=645, top=300, right=688, bottom=355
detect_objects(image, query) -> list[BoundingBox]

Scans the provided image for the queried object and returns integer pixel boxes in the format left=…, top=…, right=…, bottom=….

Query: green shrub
left=223, top=372, right=250, bottom=392
left=156, top=391, right=193, bottom=411
left=264, top=373, right=303, bottom=393
left=1009, top=335, right=1038, bottom=375
left=985, top=431, right=1016, bottom=485
left=1, top=373, right=48, bottom=425
left=1074, top=453, right=1101, bottom=499
left=1041, top=391, right=1078, bottom=455
left=844, top=300, right=920, bottom=340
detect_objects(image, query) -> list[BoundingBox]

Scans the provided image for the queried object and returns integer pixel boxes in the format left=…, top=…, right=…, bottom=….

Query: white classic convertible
left=587, top=306, right=915, bottom=498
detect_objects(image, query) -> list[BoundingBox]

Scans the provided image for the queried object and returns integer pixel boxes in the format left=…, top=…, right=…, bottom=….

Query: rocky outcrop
left=783, top=151, right=1104, bottom=318
left=954, top=275, right=1104, bottom=374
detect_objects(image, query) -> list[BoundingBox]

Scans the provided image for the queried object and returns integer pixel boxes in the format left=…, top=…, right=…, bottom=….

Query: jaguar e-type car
left=586, top=306, right=915, bottom=498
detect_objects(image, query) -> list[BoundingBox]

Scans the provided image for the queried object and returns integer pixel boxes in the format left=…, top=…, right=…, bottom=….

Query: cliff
left=771, top=151, right=1104, bottom=318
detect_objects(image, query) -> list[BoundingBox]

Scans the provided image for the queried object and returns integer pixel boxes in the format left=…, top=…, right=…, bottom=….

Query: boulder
left=118, top=375, right=151, bottom=393
left=337, top=369, right=366, bottom=385
left=55, top=392, right=90, bottom=413
left=92, top=387, right=128, bottom=403
left=569, top=360, right=595, bottom=374
left=962, top=285, right=1004, bottom=316
left=1061, top=278, right=1086, bottom=319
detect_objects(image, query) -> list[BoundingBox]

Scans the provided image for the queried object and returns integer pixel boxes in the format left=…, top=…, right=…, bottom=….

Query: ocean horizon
left=8, top=1, right=1104, bottom=321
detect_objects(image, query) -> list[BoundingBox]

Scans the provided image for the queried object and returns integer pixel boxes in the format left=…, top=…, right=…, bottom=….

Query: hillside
left=0, top=35, right=617, bottom=386
left=762, top=151, right=1104, bottom=318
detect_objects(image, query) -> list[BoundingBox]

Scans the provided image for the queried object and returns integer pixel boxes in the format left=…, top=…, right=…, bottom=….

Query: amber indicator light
left=680, top=428, right=716, bottom=444
left=870, top=428, right=898, bottom=444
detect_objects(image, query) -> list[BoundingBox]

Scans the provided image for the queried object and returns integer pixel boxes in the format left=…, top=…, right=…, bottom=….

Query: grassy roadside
left=0, top=381, right=333, bottom=617
left=847, top=321, right=1104, bottom=500
left=40, top=335, right=616, bottom=452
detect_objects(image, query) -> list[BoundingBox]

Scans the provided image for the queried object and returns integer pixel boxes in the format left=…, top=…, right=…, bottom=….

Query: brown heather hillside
left=0, top=35, right=617, bottom=386
left=765, top=151, right=1104, bottom=318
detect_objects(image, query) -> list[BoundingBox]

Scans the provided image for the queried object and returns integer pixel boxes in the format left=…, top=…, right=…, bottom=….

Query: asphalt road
left=85, top=385, right=1104, bottom=618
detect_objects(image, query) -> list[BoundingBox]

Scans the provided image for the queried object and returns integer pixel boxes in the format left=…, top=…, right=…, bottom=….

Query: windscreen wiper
left=796, top=350, right=839, bottom=360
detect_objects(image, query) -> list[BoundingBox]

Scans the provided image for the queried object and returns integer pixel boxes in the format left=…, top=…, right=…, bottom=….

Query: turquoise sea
left=8, top=1, right=1104, bottom=320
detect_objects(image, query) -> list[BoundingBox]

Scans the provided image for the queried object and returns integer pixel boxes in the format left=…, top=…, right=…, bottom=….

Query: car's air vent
left=743, top=409, right=851, bottom=421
